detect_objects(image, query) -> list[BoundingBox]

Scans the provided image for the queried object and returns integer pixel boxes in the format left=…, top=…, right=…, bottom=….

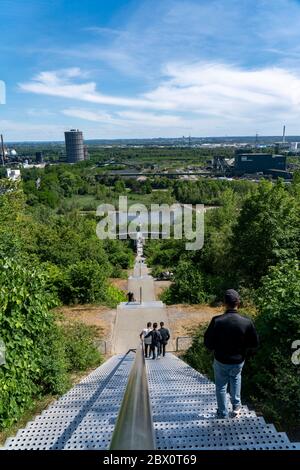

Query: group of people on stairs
left=140, top=321, right=170, bottom=360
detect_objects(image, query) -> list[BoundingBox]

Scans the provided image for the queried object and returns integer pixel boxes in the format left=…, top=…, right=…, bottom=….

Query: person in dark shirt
left=158, top=322, right=170, bottom=357
left=145, top=323, right=162, bottom=360
left=127, top=292, right=135, bottom=303
left=204, top=289, right=259, bottom=419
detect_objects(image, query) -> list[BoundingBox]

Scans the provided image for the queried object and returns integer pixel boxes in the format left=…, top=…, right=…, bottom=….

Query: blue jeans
left=213, top=359, right=244, bottom=418
left=151, top=345, right=159, bottom=359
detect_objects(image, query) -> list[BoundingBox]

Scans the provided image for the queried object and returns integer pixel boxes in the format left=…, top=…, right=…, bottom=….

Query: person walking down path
left=140, top=322, right=152, bottom=358
left=145, top=323, right=162, bottom=360
left=158, top=322, right=170, bottom=357
left=127, top=292, right=136, bottom=303
left=204, top=289, right=259, bottom=419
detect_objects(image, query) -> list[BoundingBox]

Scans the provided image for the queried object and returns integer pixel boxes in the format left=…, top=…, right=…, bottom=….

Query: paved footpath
left=112, top=259, right=175, bottom=354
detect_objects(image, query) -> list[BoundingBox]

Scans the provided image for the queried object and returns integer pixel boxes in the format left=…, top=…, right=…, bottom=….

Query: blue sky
left=2, top=0, right=300, bottom=140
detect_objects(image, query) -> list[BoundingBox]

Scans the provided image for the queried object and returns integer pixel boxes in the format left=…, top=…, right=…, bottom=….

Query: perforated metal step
left=3, top=351, right=300, bottom=451
left=146, top=354, right=300, bottom=451
left=4, top=353, right=135, bottom=450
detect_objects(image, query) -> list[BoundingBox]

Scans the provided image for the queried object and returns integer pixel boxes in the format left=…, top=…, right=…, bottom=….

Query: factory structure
left=64, top=129, right=88, bottom=163
left=213, top=151, right=289, bottom=178
left=233, top=153, right=287, bottom=177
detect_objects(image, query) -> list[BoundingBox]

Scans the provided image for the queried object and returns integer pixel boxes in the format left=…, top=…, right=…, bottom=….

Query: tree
left=162, top=260, right=207, bottom=304
left=231, top=180, right=300, bottom=286
left=0, top=180, right=26, bottom=258
left=60, top=260, right=109, bottom=304
left=114, top=179, right=126, bottom=194
left=243, top=260, right=300, bottom=427
left=0, top=258, right=63, bottom=428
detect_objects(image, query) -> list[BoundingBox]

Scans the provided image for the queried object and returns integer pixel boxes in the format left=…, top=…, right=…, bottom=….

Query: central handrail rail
left=109, top=342, right=156, bottom=450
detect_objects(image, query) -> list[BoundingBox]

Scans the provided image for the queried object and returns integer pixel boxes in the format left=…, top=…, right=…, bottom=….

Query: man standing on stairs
left=145, top=323, right=162, bottom=360
left=204, top=289, right=259, bottom=419
left=140, top=322, right=152, bottom=358
left=158, top=322, right=170, bottom=357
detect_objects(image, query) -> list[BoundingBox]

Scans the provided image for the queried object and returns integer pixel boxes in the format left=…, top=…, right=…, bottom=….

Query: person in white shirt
left=140, top=322, right=152, bottom=358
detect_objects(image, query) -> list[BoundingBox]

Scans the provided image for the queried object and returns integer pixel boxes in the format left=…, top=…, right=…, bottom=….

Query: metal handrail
left=109, top=342, right=156, bottom=450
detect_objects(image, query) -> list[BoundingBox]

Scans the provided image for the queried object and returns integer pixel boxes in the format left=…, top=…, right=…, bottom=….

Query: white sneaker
left=231, top=406, right=242, bottom=418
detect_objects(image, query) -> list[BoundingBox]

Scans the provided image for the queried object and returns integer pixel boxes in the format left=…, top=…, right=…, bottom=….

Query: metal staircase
left=3, top=352, right=300, bottom=450
left=147, top=354, right=299, bottom=451
left=4, top=353, right=135, bottom=450
left=3, top=237, right=299, bottom=451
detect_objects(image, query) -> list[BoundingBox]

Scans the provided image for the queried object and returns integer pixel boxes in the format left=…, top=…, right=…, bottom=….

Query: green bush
left=105, top=285, right=127, bottom=308
left=243, top=260, right=300, bottom=427
left=0, top=258, right=104, bottom=430
left=161, top=260, right=208, bottom=304
left=183, top=324, right=214, bottom=381
left=60, top=260, right=109, bottom=305
left=60, top=321, right=102, bottom=371
left=0, top=258, right=60, bottom=428
left=38, top=324, right=69, bottom=395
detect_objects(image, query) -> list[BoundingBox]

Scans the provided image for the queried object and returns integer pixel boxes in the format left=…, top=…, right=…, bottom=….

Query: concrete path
left=112, top=260, right=174, bottom=353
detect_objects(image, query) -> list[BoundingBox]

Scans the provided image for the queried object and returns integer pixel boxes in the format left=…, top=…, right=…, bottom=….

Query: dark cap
left=224, top=289, right=240, bottom=307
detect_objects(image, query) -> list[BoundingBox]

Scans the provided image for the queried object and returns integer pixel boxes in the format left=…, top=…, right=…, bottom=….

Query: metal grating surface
left=4, top=353, right=135, bottom=450
left=146, top=354, right=300, bottom=451
left=3, top=351, right=300, bottom=451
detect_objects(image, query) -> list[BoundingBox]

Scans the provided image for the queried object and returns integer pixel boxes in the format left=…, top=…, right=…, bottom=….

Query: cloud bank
left=19, top=62, right=300, bottom=136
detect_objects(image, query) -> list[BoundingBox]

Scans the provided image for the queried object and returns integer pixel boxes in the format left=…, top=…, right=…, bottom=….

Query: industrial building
left=212, top=152, right=290, bottom=178
left=233, top=153, right=287, bottom=175
left=64, top=129, right=85, bottom=163
left=35, top=152, right=43, bottom=163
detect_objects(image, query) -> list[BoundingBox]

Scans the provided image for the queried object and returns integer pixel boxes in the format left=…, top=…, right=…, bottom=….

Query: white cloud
left=19, top=68, right=152, bottom=108
left=20, top=63, right=300, bottom=123
left=145, top=62, right=300, bottom=118
left=26, top=108, right=55, bottom=117
left=62, top=108, right=185, bottom=130
left=62, top=108, right=113, bottom=122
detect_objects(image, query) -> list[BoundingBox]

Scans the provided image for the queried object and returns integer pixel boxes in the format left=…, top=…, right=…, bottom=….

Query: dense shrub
left=161, top=260, right=208, bottom=304
left=105, top=285, right=127, bottom=307
left=0, top=258, right=103, bottom=430
left=59, top=260, right=109, bottom=305
left=60, top=321, right=102, bottom=371
left=0, top=258, right=59, bottom=428
left=183, top=324, right=214, bottom=380
left=243, top=260, right=300, bottom=427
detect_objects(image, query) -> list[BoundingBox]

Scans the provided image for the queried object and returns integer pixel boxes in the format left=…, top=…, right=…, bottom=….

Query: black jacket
left=204, top=309, right=259, bottom=364
left=145, top=329, right=162, bottom=346
left=159, top=327, right=170, bottom=344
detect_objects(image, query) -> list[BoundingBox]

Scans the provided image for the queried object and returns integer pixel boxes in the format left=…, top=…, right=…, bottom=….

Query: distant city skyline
left=2, top=0, right=300, bottom=141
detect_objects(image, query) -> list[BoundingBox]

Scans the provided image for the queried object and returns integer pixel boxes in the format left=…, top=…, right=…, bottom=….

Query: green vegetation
left=0, top=258, right=102, bottom=428
left=243, top=260, right=300, bottom=427
left=148, top=180, right=300, bottom=303
left=143, top=174, right=300, bottom=430
left=1, top=144, right=300, bottom=434
left=184, top=261, right=300, bottom=429
left=0, top=172, right=132, bottom=431
left=173, top=178, right=255, bottom=205
left=149, top=178, right=299, bottom=430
